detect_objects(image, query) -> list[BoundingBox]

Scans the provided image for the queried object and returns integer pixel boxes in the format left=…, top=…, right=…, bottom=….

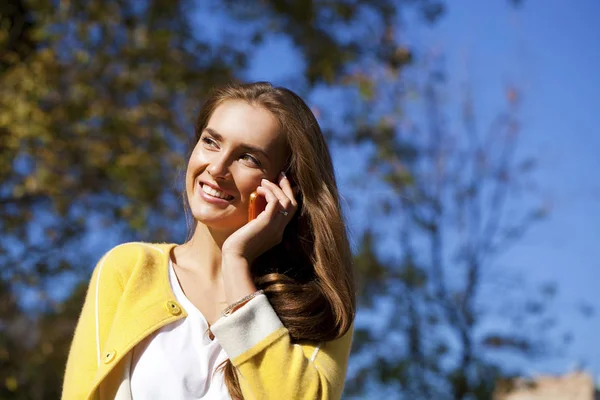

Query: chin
left=190, top=205, right=246, bottom=232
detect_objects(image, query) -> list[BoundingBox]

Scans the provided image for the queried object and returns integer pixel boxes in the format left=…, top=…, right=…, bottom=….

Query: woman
left=63, top=82, right=355, bottom=399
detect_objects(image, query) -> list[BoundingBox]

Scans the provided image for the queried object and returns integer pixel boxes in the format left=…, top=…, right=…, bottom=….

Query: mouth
left=199, top=182, right=235, bottom=201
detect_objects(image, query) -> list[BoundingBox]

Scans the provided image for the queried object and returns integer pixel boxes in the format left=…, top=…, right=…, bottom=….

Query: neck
left=173, top=222, right=234, bottom=282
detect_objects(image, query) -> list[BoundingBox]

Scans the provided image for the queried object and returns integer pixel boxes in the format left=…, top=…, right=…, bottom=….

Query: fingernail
left=280, top=171, right=287, bottom=179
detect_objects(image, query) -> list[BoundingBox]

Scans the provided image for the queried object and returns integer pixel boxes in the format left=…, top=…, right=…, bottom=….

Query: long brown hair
left=189, top=82, right=355, bottom=399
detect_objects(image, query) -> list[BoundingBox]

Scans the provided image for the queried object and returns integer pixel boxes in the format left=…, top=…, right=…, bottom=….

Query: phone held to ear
left=248, top=191, right=268, bottom=221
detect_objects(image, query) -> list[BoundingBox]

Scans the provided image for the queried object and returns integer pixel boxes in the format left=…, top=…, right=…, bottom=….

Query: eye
left=241, top=154, right=261, bottom=167
left=201, top=136, right=218, bottom=148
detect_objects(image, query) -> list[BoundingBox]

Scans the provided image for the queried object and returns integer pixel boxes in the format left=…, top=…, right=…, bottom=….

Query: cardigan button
left=166, top=300, right=182, bottom=316
left=103, top=350, right=116, bottom=364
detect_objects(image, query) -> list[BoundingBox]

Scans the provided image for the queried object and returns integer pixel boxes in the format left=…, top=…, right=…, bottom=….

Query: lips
left=199, top=181, right=234, bottom=201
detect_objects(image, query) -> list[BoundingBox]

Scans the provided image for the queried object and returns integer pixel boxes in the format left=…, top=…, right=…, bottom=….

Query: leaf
left=481, top=334, right=533, bottom=353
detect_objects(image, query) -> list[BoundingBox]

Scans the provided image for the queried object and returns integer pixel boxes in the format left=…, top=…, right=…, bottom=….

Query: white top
left=130, top=260, right=231, bottom=399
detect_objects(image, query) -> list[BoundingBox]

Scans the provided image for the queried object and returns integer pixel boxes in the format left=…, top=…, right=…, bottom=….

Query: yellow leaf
left=5, top=376, right=18, bottom=392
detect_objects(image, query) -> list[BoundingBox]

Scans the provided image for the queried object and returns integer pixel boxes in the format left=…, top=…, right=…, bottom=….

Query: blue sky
left=243, top=0, right=600, bottom=382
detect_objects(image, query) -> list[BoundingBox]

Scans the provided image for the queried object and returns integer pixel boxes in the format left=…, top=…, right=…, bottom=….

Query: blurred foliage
left=0, top=0, right=570, bottom=399
left=0, top=0, right=438, bottom=397
left=219, top=0, right=428, bottom=83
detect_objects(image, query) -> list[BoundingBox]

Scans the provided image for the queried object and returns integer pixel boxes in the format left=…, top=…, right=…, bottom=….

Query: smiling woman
left=62, top=82, right=356, bottom=400
left=185, top=100, right=288, bottom=232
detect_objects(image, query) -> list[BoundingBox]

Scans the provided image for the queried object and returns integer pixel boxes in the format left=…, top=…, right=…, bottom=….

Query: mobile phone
left=248, top=191, right=268, bottom=221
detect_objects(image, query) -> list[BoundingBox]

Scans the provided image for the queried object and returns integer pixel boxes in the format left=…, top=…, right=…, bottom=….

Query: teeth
left=202, top=184, right=233, bottom=200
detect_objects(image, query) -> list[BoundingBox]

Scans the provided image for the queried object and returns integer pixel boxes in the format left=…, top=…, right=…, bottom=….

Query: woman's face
left=186, top=100, right=288, bottom=231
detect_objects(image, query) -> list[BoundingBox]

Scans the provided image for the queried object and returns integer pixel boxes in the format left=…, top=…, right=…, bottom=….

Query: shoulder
left=94, top=242, right=176, bottom=284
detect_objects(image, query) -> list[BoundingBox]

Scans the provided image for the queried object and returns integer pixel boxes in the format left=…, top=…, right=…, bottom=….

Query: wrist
left=221, top=290, right=264, bottom=317
left=222, top=249, right=261, bottom=268
left=221, top=253, right=257, bottom=304
left=221, top=250, right=248, bottom=264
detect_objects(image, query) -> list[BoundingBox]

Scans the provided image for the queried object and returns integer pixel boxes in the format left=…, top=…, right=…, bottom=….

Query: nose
left=207, top=153, right=232, bottom=180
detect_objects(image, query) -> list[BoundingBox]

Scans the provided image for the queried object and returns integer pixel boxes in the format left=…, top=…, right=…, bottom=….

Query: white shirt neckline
left=129, top=259, right=231, bottom=399
left=168, top=259, right=216, bottom=345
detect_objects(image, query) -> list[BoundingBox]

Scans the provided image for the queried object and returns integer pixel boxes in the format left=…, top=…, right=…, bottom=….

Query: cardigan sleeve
left=210, top=295, right=354, bottom=400
left=62, top=249, right=126, bottom=400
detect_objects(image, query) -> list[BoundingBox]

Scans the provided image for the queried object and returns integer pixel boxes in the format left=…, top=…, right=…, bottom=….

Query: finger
left=256, top=187, right=283, bottom=221
left=258, top=184, right=292, bottom=223
left=256, top=185, right=289, bottom=220
left=256, top=186, right=278, bottom=204
left=261, top=178, right=293, bottom=210
left=277, top=172, right=298, bottom=207
left=259, top=183, right=291, bottom=220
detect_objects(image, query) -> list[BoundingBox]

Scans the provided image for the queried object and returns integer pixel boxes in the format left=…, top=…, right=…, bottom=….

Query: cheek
left=186, top=147, right=206, bottom=178
left=240, top=179, right=261, bottom=198
left=185, top=160, right=196, bottom=191
left=233, top=171, right=263, bottom=201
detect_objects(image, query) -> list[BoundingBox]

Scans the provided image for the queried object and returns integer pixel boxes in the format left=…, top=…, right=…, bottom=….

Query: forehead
left=207, top=100, right=284, bottom=150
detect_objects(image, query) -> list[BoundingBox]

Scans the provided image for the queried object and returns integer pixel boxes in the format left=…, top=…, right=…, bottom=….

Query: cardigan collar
left=90, top=242, right=187, bottom=398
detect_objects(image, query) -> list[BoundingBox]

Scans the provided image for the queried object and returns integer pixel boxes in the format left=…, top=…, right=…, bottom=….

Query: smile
left=201, top=184, right=234, bottom=201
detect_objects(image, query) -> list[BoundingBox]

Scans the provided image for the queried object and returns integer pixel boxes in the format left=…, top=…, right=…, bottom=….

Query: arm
left=211, top=294, right=353, bottom=400
left=216, top=174, right=354, bottom=399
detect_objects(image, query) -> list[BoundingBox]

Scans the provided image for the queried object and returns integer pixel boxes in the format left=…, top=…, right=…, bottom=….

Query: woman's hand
left=221, top=171, right=298, bottom=264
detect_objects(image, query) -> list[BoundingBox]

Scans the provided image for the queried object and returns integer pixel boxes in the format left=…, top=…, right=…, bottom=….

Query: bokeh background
left=1, top=0, right=598, bottom=398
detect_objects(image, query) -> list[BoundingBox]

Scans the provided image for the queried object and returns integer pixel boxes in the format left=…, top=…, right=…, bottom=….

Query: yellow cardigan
left=62, top=242, right=353, bottom=399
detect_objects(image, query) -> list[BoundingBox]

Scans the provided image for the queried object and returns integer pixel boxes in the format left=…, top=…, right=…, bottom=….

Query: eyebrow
left=204, top=127, right=270, bottom=160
